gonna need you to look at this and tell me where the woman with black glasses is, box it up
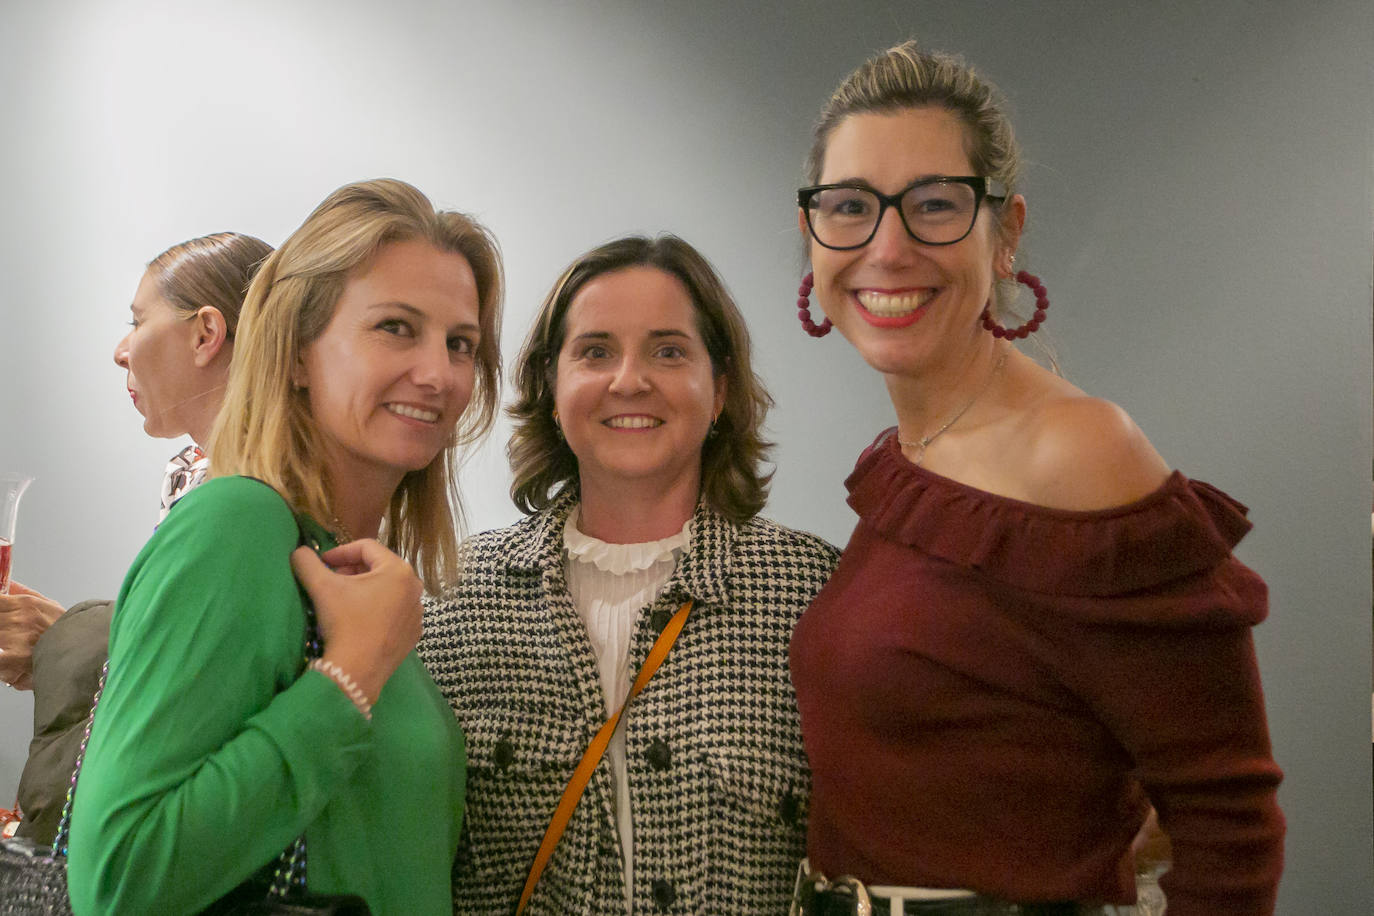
[787,41,1284,915]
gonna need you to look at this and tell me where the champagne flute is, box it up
[0,473,34,595]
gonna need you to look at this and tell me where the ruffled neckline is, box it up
[562,505,692,576]
[847,429,1254,597]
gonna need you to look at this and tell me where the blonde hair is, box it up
[807,39,1021,192]
[209,179,503,590]
[508,235,773,523]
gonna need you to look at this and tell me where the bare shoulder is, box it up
[1015,394,1171,511]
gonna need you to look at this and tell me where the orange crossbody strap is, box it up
[514,598,693,915]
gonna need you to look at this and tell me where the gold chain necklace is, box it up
[330,516,355,545]
[897,350,1007,466]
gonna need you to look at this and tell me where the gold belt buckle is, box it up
[827,875,874,916]
[792,860,874,916]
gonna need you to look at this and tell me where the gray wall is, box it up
[1,0,1369,909]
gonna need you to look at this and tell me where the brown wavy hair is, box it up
[508,235,772,523]
[209,179,504,590]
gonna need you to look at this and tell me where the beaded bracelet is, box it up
[309,659,374,721]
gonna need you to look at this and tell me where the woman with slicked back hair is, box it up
[5,231,270,847]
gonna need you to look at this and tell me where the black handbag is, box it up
[0,837,368,916]
[0,836,370,916]
[0,503,370,916]
[0,836,71,916]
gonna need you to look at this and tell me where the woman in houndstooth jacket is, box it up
[420,235,838,915]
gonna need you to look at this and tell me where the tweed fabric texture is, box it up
[420,492,838,915]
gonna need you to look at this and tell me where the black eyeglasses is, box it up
[797,176,1004,250]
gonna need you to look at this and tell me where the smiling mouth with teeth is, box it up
[604,415,663,429]
[387,403,441,423]
[856,289,936,317]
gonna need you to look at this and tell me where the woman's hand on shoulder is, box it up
[1019,396,1171,511]
[291,540,423,705]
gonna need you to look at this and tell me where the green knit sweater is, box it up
[68,476,465,915]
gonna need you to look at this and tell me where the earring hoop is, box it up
[796,272,832,338]
[981,270,1048,339]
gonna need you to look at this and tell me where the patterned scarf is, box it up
[158,444,210,522]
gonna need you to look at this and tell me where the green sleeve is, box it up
[67,477,372,915]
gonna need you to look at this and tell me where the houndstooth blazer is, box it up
[419,491,839,915]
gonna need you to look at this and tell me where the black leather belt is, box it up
[800,888,1086,915]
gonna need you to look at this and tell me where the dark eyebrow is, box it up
[826,173,949,191]
[569,329,692,343]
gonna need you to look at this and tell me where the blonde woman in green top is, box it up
[67,178,504,916]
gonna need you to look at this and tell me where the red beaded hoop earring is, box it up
[981,270,1049,339]
[796,272,831,338]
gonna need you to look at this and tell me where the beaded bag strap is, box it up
[53,497,323,903]
[49,660,108,857]
[270,515,327,897]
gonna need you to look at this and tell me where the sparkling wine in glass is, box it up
[0,473,34,595]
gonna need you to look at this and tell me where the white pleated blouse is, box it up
[562,505,691,913]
